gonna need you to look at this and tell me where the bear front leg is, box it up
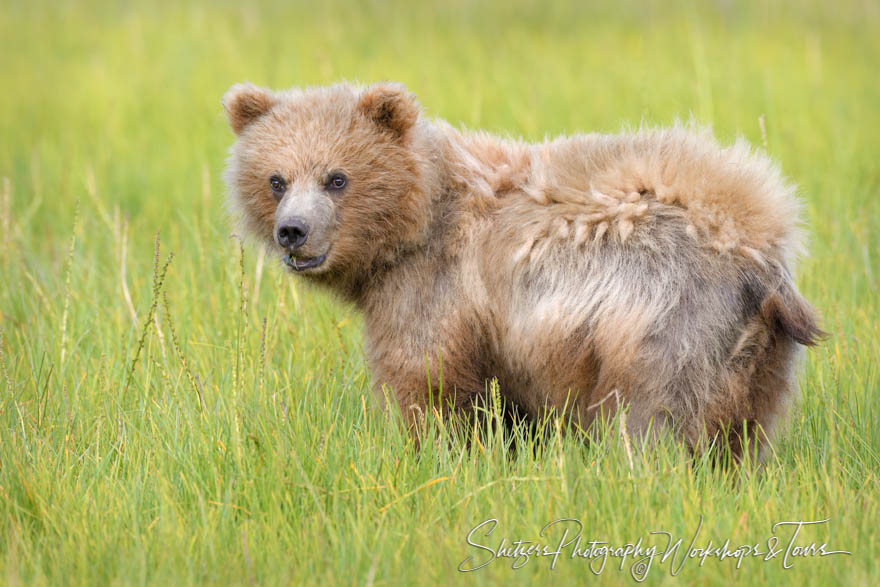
[368,343,487,441]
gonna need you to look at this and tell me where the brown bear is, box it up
[222,81,823,460]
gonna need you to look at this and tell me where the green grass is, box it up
[1,0,878,584]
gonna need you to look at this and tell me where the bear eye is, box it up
[269,175,287,198]
[326,172,347,191]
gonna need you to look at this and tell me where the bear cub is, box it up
[223,81,823,460]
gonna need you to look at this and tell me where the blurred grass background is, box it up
[1,0,878,584]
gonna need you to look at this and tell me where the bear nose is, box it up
[276,218,309,249]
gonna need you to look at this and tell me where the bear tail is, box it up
[760,279,827,346]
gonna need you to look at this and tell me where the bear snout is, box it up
[275,218,309,250]
[272,188,336,262]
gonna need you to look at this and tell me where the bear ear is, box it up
[357,83,419,139]
[223,83,276,135]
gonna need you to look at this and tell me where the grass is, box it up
[1,0,878,584]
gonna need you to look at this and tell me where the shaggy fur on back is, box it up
[223,82,823,460]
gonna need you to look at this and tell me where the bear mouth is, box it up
[284,252,327,272]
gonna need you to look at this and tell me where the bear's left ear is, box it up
[223,83,276,135]
[358,83,419,139]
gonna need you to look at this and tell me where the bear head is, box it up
[223,82,433,296]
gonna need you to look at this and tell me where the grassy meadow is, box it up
[1,0,878,584]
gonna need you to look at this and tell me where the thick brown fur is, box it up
[223,81,824,460]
